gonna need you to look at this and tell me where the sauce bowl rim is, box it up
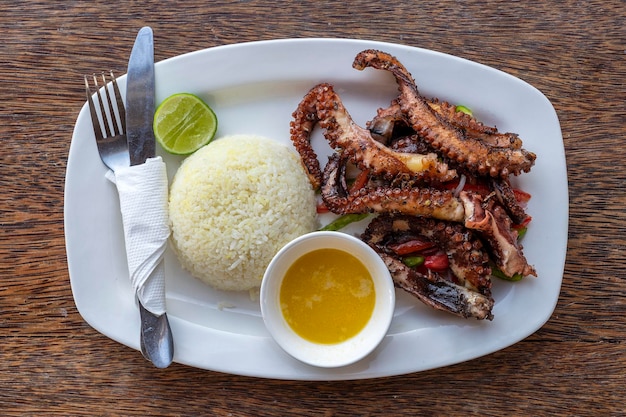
[260,230,396,368]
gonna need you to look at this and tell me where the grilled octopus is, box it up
[353,49,536,178]
[361,214,494,320]
[290,83,456,190]
[321,154,535,278]
[368,99,524,150]
[289,49,538,320]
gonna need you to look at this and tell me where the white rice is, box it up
[169,134,317,291]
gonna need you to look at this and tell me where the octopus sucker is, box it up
[353,49,536,178]
[362,214,494,320]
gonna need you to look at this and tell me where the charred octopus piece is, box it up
[460,191,536,277]
[290,87,324,189]
[353,49,536,178]
[289,83,456,190]
[488,177,530,225]
[367,98,523,150]
[361,214,494,320]
[321,151,535,279]
[321,154,466,222]
[429,99,524,149]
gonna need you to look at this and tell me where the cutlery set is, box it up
[83,27,174,368]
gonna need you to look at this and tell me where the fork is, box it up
[84,72,130,171]
[84,73,174,368]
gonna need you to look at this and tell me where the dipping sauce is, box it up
[279,248,375,344]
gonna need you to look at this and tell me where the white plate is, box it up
[65,38,568,380]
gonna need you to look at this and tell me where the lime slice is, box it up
[153,93,218,155]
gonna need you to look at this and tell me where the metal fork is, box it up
[84,73,174,368]
[84,72,130,170]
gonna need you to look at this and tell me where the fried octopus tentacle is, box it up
[322,155,535,277]
[321,154,466,222]
[488,177,529,225]
[428,99,523,149]
[290,83,457,188]
[386,215,492,293]
[353,49,536,178]
[314,83,453,182]
[369,99,523,149]
[290,86,324,189]
[362,214,494,320]
[377,251,494,320]
[460,191,537,277]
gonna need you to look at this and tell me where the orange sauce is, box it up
[280,248,375,344]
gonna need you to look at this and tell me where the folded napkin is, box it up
[106,156,170,316]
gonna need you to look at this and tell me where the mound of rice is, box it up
[168,134,317,291]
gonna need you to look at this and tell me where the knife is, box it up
[126,26,174,368]
[127,27,156,165]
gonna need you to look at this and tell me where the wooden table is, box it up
[2,1,624,415]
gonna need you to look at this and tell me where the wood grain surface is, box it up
[1,0,625,415]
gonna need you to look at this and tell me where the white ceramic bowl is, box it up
[260,231,395,368]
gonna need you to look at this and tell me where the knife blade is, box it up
[126,26,156,166]
[125,26,174,368]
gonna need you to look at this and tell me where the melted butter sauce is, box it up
[280,248,375,344]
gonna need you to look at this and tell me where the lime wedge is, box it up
[153,93,218,155]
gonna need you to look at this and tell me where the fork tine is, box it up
[83,71,129,172]
[109,71,126,135]
[93,74,113,138]
[101,73,119,136]
[101,72,126,137]
[84,75,104,141]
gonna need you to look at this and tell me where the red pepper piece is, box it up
[513,188,531,204]
[513,215,532,229]
[349,170,370,192]
[424,252,450,271]
[316,200,330,213]
[389,239,435,256]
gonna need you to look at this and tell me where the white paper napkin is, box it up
[106,156,170,316]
